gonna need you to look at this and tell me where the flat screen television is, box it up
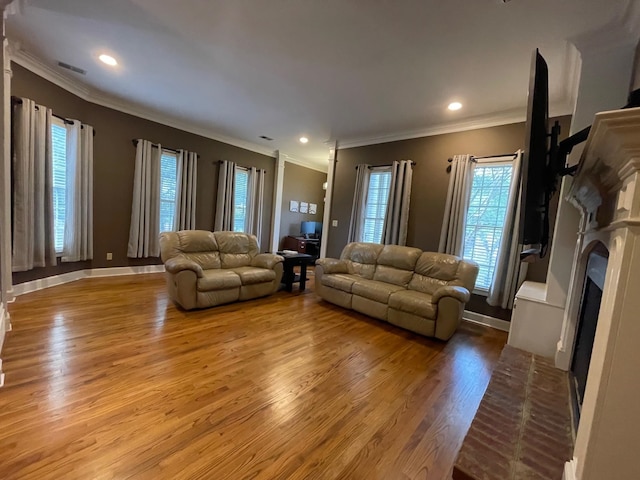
[519,49,552,257]
[519,49,640,260]
[300,221,322,238]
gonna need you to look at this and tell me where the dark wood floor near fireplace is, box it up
[0,274,506,479]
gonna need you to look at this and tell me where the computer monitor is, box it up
[301,221,316,237]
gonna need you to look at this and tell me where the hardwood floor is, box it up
[0,273,506,480]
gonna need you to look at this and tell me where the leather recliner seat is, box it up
[159,230,284,310]
[315,242,478,340]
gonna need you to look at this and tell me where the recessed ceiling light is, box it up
[99,54,118,66]
[299,136,309,144]
[448,102,462,111]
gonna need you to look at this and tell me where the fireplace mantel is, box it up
[568,108,640,230]
[559,107,640,480]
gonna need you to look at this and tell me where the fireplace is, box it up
[570,244,607,423]
[554,107,640,479]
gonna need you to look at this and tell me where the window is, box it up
[361,168,392,243]
[233,167,249,232]
[159,150,178,232]
[51,118,67,254]
[462,160,514,291]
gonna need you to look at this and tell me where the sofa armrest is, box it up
[251,253,284,270]
[315,258,349,274]
[432,285,470,304]
[165,257,203,278]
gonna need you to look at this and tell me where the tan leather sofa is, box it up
[159,230,284,310]
[315,242,479,340]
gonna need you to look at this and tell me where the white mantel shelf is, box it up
[561,106,640,480]
[568,107,640,229]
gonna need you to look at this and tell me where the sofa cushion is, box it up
[231,266,276,286]
[377,245,422,270]
[185,252,222,270]
[214,231,260,268]
[388,289,437,319]
[409,252,464,294]
[197,269,242,291]
[341,242,384,279]
[321,273,360,293]
[164,230,217,254]
[160,230,222,270]
[373,265,414,287]
[352,278,405,304]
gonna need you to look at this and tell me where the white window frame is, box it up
[51,117,68,255]
[233,166,249,232]
[462,156,515,295]
[159,149,178,232]
[360,166,392,244]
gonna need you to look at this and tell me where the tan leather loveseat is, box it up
[315,242,478,340]
[159,230,283,310]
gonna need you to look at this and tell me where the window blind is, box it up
[361,170,392,243]
[233,168,249,232]
[160,151,178,232]
[51,120,67,254]
[462,163,514,291]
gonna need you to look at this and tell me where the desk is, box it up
[278,252,314,292]
[282,236,320,257]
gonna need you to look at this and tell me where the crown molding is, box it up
[280,151,328,173]
[337,100,574,150]
[8,44,285,160]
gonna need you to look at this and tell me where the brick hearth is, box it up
[453,345,573,480]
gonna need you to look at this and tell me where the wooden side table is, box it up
[277,252,314,292]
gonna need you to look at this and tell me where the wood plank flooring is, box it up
[0,273,506,480]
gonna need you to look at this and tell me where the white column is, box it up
[0,1,15,387]
[269,151,285,253]
[320,144,336,258]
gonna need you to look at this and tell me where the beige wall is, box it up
[11,63,275,284]
[327,116,572,319]
[279,162,326,246]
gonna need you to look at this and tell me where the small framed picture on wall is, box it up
[300,202,309,213]
[289,200,299,212]
[309,203,317,214]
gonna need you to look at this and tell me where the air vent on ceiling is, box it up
[57,61,86,75]
[259,135,273,141]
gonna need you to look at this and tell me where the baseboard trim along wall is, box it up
[0,303,9,388]
[12,265,166,297]
[563,458,577,480]
[463,310,511,332]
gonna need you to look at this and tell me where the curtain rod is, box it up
[472,153,517,160]
[354,161,416,170]
[131,139,180,155]
[220,160,266,173]
[11,96,96,136]
[447,153,517,163]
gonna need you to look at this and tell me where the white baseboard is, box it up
[13,270,86,296]
[563,458,577,480]
[87,265,165,278]
[13,265,166,296]
[0,303,8,388]
[463,310,511,332]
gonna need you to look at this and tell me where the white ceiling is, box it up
[5,0,638,170]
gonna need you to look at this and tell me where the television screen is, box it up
[301,221,315,236]
[301,221,322,237]
[519,49,550,256]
